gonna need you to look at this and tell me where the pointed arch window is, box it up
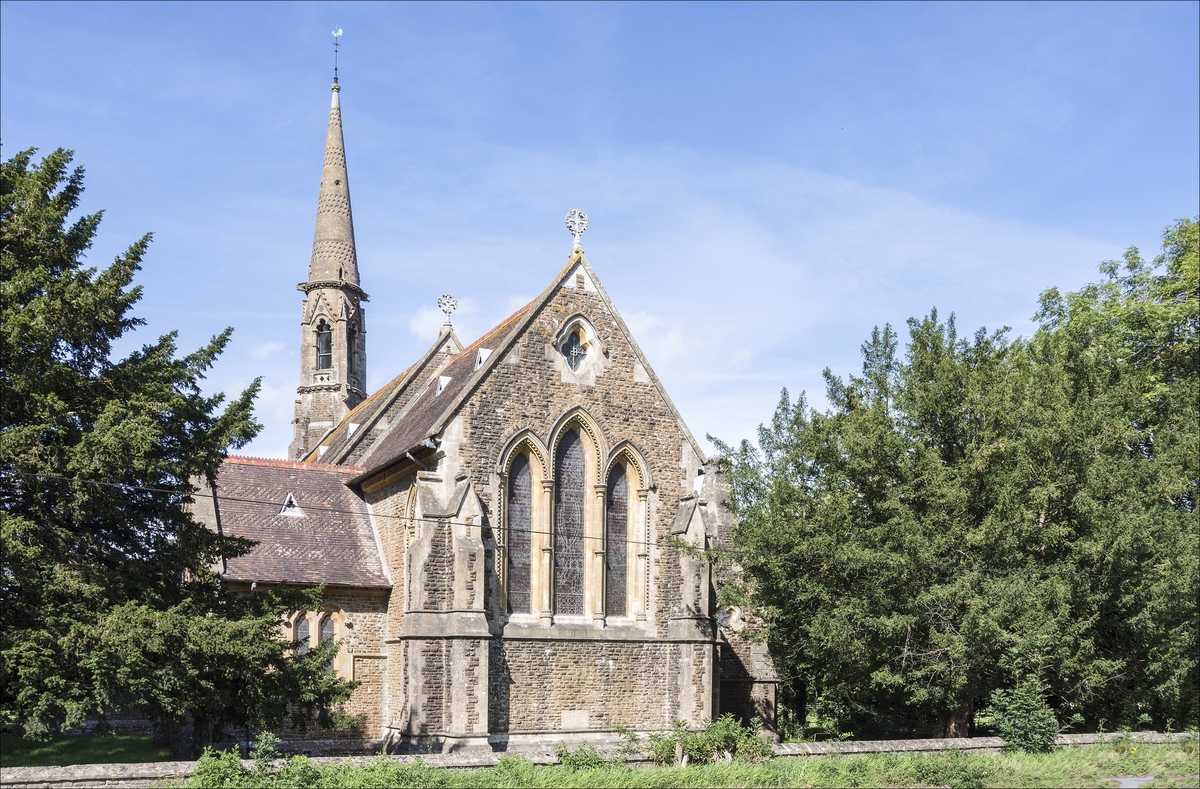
[554,431,586,615]
[316,320,333,370]
[294,614,311,656]
[347,322,358,374]
[606,464,629,617]
[506,454,533,614]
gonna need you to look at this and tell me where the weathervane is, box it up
[565,209,588,252]
[332,28,343,83]
[438,293,458,326]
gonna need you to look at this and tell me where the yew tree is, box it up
[1,149,353,752]
[715,218,1198,738]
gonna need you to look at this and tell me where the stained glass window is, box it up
[294,615,310,656]
[507,454,533,614]
[316,320,333,370]
[319,615,335,643]
[606,464,629,617]
[562,331,587,371]
[554,431,586,615]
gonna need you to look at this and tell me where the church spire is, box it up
[290,70,369,461]
[308,80,359,286]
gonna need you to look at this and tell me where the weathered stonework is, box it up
[195,78,778,756]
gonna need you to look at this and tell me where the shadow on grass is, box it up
[0,733,174,768]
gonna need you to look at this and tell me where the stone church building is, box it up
[195,77,777,753]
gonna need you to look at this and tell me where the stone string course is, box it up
[2,733,1188,789]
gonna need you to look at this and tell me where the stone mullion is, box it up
[496,473,508,617]
[592,483,607,624]
[636,488,650,623]
[539,479,554,626]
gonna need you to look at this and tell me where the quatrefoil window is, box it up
[562,331,587,371]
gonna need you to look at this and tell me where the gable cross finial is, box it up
[565,209,588,252]
[332,28,343,83]
[438,293,458,327]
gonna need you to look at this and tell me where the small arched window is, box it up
[316,320,333,370]
[507,454,533,614]
[562,331,587,371]
[606,464,629,617]
[294,614,311,656]
[554,430,586,615]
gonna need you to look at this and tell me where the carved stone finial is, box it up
[438,293,458,326]
[565,209,588,252]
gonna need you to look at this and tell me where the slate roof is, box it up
[307,250,706,486]
[214,456,390,589]
[356,299,537,477]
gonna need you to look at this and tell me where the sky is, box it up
[2,1,1197,459]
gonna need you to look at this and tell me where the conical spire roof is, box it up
[308,82,359,286]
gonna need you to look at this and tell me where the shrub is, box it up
[981,676,1060,753]
[553,740,606,770]
[647,715,772,766]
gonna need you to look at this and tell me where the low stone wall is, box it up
[1,731,1189,788]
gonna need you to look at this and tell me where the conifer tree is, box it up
[1,149,355,752]
[715,218,1198,738]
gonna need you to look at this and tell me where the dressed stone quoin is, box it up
[194,72,777,754]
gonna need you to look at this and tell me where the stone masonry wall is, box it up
[488,639,674,732]
[458,276,703,640]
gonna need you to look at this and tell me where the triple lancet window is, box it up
[316,320,333,370]
[503,427,641,623]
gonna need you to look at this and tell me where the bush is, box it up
[980,676,1060,753]
[553,740,606,770]
[647,715,772,766]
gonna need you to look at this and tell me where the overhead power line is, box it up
[1,469,1178,581]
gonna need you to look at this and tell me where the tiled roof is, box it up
[304,330,462,465]
[215,456,389,588]
[357,298,538,477]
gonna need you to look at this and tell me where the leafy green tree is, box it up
[714,219,1198,738]
[1,149,355,752]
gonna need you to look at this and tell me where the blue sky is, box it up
[3,2,1197,458]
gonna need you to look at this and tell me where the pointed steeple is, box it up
[308,81,359,286]
[290,78,369,461]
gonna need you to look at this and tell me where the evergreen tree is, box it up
[1,149,354,752]
[714,219,1198,738]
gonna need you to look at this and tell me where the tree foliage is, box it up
[1,149,355,751]
[714,218,1198,739]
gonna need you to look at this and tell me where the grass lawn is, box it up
[0,733,174,768]
[184,740,1200,788]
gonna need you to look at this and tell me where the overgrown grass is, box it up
[0,733,174,767]
[184,740,1200,788]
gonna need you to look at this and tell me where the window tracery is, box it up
[507,454,533,614]
[554,430,586,615]
[606,464,629,617]
[561,330,587,371]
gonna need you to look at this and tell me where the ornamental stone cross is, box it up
[565,209,588,250]
[438,293,458,325]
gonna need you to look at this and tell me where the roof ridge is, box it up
[226,454,366,473]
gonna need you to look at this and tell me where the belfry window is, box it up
[605,464,629,617]
[316,320,333,370]
[347,323,358,373]
[554,430,586,615]
[506,454,533,614]
[562,331,587,371]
